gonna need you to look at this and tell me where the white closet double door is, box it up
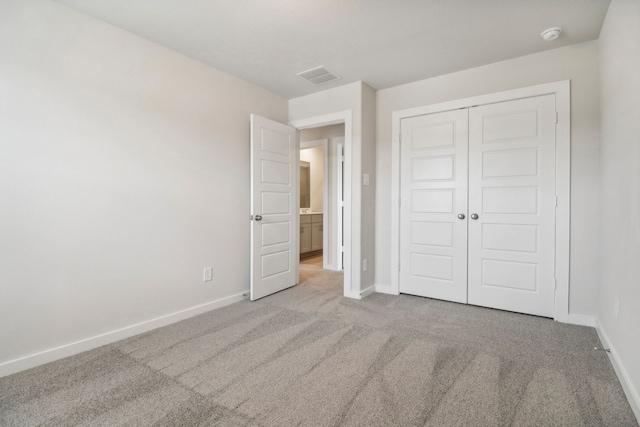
[399,95,557,317]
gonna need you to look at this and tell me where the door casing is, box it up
[389,81,571,322]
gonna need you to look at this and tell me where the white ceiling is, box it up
[54,0,611,99]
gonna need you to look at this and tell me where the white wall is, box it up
[300,147,324,212]
[300,124,345,142]
[0,0,287,374]
[375,42,601,316]
[598,0,640,415]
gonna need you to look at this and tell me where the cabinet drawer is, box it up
[311,214,323,224]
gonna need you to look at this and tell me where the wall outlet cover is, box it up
[203,267,213,282]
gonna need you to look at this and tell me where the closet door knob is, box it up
[457,213,465,220]
[470,213,479,220]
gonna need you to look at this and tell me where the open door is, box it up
[250,114,298,300]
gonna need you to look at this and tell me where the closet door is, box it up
[467,95,556,317]
[399,110,469,303]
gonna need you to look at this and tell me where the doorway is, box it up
[290,111,354,299]
[250,111,354,301]
[299,124,345,273]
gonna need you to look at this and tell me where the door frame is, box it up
[390,81,571,322]
[334,137,345,271]
[290,111,353,298]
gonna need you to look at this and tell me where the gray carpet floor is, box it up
[1,257,637,426]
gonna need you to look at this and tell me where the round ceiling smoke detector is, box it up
[541,27,562,41]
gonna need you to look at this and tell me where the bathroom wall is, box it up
[300,146,324,212]
[299,123,346,214]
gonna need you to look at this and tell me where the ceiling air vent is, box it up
[297,66,340,86]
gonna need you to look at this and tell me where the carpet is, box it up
[1,261,637,426]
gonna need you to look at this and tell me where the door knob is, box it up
[457,213,465,220]
[470,213,479,220]
[254,215,263,221]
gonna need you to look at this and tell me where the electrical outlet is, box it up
[203,267,213,282]
[614,297,619,319]
[363,259,368,272]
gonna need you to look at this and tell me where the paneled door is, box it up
[399,94,557,317]
[399,109,469,303]
[250,114,298,301]
[467,95,556,317]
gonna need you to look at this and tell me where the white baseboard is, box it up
[344,290,362,300]
[565,313,596,327]
[0,292,247,378]
[595,317,640,423]
[360,286,375,298]
[375,283,399,295]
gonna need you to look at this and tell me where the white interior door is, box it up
[399,109,469,303]
[398,95,557,317]
[250,114,298,301]
[467,95,557,317]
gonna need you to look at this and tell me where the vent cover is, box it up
[297,66,340,86]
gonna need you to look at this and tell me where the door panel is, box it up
[482,187,538,214]
[482,224,537,252]
[467,95,556,317]
[399,110,468,303]
[482,148,538,178]
[481,110,539,142]
[250,115,297,301]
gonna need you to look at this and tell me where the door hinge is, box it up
[555,196,558,207]
[338,201,344,207]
